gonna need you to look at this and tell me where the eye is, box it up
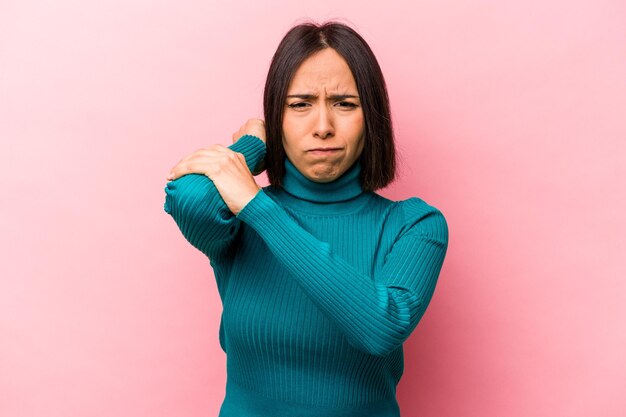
[336,101,358,109]
[287,102,310,110]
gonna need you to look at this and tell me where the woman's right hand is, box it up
[232,118,266,175]
[232,118,266,144]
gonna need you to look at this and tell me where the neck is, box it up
[282,158,364,203]
[272,158,372,215]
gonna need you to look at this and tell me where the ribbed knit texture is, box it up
[163,134,449,417]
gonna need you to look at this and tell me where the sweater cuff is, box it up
[228,134,266,174]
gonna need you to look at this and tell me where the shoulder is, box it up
[388,195,449,244]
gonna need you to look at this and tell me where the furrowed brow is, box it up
[286,94,359,100]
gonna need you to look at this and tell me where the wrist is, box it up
[229,135,266,174]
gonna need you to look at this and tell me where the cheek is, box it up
[353,136,365,159]
[281,117,293,148]
[282,116,308,148]
[284,115,307,134]
[350,114,365,150]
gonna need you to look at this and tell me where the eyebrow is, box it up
[286,94,359,100]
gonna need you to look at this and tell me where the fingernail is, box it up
[166,172,174,180]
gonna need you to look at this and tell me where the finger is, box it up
[169,144,231,170]
[168,153,223,179]
[168,148,240,180]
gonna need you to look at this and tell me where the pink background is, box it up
[1,1,625,416]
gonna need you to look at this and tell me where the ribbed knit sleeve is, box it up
[163,135,266,262]
[236,189,449,357]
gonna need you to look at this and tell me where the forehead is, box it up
[288,48,357,92]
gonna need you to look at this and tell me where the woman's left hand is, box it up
[167,144,261,215]
[206,145,261,215]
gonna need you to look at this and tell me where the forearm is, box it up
[163,135,266,261]
[236,190,448,356]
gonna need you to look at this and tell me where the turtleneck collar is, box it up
[271,157,373,216]
[282,157,364,203]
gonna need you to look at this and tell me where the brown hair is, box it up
[263,20,396,191]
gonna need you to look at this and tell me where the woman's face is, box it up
[282,48,365,183]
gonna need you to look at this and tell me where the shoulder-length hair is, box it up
[263,20,396,191]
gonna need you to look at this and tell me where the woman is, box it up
[164,21,448,417]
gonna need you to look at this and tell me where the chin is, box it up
[307,165,342,183]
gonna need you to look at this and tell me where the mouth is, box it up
[307,147,343,155]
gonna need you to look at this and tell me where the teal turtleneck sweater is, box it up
[163,135,449,416]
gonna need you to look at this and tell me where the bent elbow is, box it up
[360,321,420,357]
[359,289,425,357]
[163,181,176,214]
[362,340,403,358]
[162,174,214,219]
[359,320,419,356]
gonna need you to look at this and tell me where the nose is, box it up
[313,104,334,139]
